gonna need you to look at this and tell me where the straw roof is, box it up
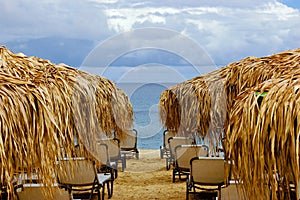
[160,48,300,198]
[0,46,133,198]
[159,48,300,145]
[226,75,300,199]
[159,70,226,143]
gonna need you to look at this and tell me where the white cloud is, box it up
[1,0,300,67]
[0,0,112,42]
[257,1,298,20]
[105,7,179,32]
[100,1,300,64]
[89,0,119,4]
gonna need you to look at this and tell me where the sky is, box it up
[1,0,300,83]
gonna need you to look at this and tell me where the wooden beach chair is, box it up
[160,130,176,159]
[115,129,139,159]
[56,158,112,200]
[98,138,126,172]
[186,157,225,200]
[172,145,209,183]
[16,184,72,200]
[166,137,195,170]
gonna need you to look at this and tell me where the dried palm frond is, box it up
[226,75,300,199]
[0,46,133,199]
[159,48,300,149]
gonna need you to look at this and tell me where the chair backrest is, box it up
[98,138,120,160]
[57,159,97,186]
[163,130,176,149]
[221,183,244,200]
[17,185,71,200]
[175,145,209,169]
[97,143,110,166]
[118,129,137,149]
[190,157,225,185]
[168,137,194,158]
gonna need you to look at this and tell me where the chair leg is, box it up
[160,147,164,159]
[186,180,189,200]
[106,182,110,199]
[114,169,118,179]
[108,180,113,198]
[102,184,105,200]
[135,150,139,159]
[218,186,221,200]
[121,157,126,171]
[173,169,176,183]
[166,158,170,170]
[173,168,179,183]
[123,157,126,169]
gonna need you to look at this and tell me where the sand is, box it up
[111,150,187,200]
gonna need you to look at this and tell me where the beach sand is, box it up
[110,150,187,200]
[109,150,242,200]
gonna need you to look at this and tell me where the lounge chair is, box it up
[16,184,72,200]
[166,137,195,170]
[271,172,298,199]
[16,171,40,185]
[221,180,245,200]
[115,129,139,159]
[186,157,225,200]
[98,138,126,172]
[160,130,176,159]
[56,158,112,200]
[96,143,115,198]
[173,145,209,183]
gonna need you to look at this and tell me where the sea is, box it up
[98,64,218,149]
[116,82,176,150]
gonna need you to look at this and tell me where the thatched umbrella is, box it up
[159,69,226,148]
[111,88,134,138]
[0,46,133,198]
[226,74,300,199]
[159,48,300,150]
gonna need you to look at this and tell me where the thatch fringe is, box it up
[159,48,300,198]
[159,71,226,140]
[226,75,300,199]
[0,46,133,199]
[159,48,300,147]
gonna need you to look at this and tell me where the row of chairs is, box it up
[160,130,197,170]
[14,143,115,200]
[160,130,299,199]
[100,128,139,173]
[173,144,209,183]
[159,130,242,199]
[12,129,140,200]
[117,129,139,160]
[169,143,240,199]
[160,129,175,160]
[186,157,298,200]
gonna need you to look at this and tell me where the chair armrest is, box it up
[97,174,112,185]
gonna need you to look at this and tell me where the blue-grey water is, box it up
[117,83,176,150]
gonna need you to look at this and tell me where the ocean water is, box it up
[117,83,176,150]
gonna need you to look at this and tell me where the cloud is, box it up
[92,0,300,65]
[1,0,300,68]
[89,0,119,4]
[0,0,112,42]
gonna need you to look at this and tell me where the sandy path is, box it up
[111,150,186,200]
